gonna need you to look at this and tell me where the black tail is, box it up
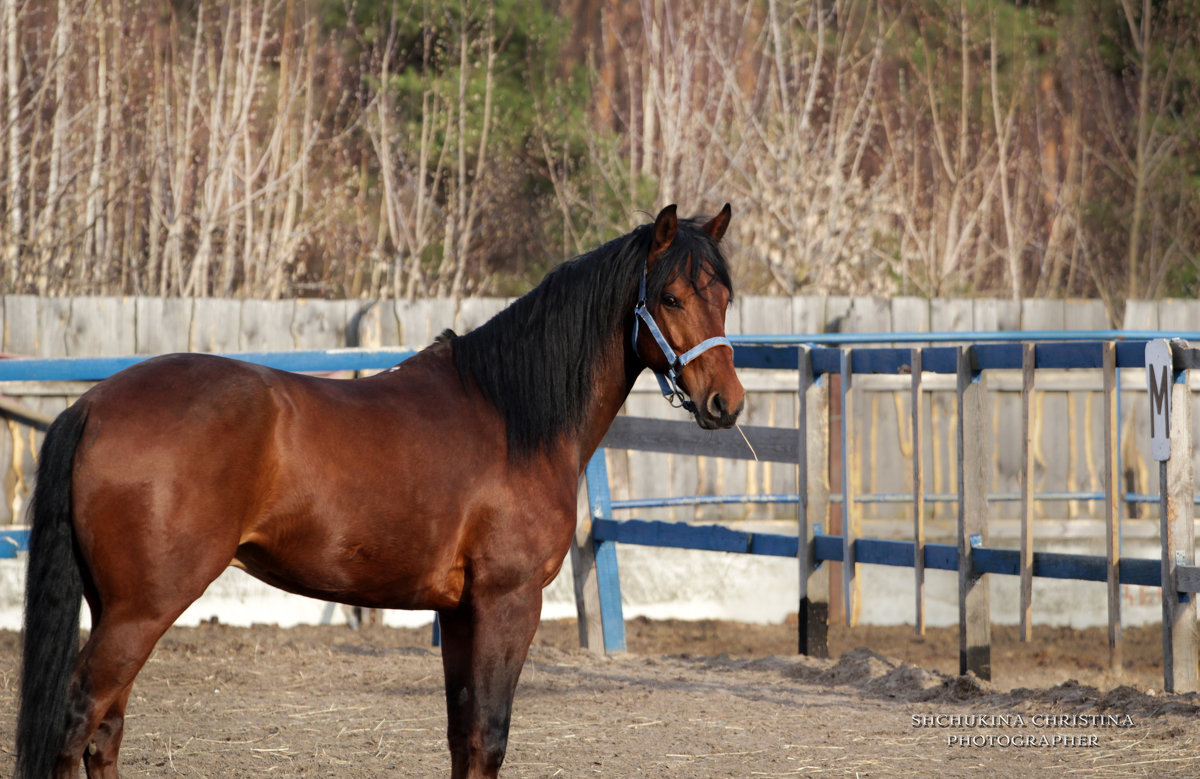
[16,403,89,779]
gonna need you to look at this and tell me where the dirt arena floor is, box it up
[2,618,1199,777]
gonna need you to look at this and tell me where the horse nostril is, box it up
[707,393,726,419]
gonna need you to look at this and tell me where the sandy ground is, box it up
[2,618,1199,777]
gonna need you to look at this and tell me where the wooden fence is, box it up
[576,338,1200,694]
[1,331,1199,690]
[6,294,1200,528]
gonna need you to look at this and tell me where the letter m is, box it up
[1149,363,1170,439]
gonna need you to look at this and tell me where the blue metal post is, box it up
[585,451,626,653]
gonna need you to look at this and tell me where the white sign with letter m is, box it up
[1146,339,1172,462]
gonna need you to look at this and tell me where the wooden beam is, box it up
[798,346,830,657]
[569,480,605,655]
[0,394,54,429]
[600,416,796,462]
[1102,341,1123,674]
[957,346,991,680]
[1019,343,1035,641]
[911,348,926,636]
[1177,565,1200,594]
[1160,343,1198,693]
[840,348,859,627]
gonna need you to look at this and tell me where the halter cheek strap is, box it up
[632,265,732,412]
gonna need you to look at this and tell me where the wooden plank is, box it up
[355,301,401,348]
[1102,341,1123,674]
[1062,299,1111,331]
[569,480,605,655]
[190,298,242,352]
[1021,299,1066,331]
[891,297,930,336]
[1019,343,1035,641]
[739,295,793,336]
[1178,565,1200,594]
[957,345,991,680]
[67,297,135,357]
[292,299,352,349]
[840,348,859,626]
[396,298,455,347]
[1122,299,1159,331]
[239,300,297,351]
[843,297,892,335]
[2,296,39,355]
[585,452,626,653]
[566,523,1175,587]
[972,547,1156,583]
[600,416,795,462]
[974,298,1020,332]
[930,299,973,333]
[0,396,53,429]
[792,296,826,337]
[798,346,829,657]
[823,296,854,336]
[912,348,925,636]
[38,298,73,358]
[455,297,506,334]
[1161,351,1199,693]
[592,518,796,556]
[1157,299,1200,333]
[135,297,194,354]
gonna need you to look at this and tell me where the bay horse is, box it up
[16,204,744,779]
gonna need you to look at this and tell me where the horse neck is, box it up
[574,327,642,470]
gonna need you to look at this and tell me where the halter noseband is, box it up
[632,261,732,413]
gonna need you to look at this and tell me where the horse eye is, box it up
[662,293,681,309]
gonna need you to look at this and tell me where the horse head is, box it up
[634,203,745,430]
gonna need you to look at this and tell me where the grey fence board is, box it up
[292,300,352,349]
[135,298,194,354]
[240,300,297,351]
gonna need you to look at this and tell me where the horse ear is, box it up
[650,204,678,259]
[702,203,732,243]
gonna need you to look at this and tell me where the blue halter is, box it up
[632,262,732,413]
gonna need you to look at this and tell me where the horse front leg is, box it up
[437,584,543,779]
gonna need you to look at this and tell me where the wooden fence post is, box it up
[569,479,606,655]
[840,348,860,626]
[1019,343,1035,641]
[584,451,627,654]
[1153,339,1199,692]
[957,345,991,680]
[798,346,830,656]
[1102,341,1123,674]
[911,347,926,636]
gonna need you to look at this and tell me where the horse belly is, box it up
[234,506,468,611]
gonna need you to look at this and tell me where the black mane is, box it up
[450,215,733,460]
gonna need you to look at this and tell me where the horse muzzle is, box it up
[694,388,744,430]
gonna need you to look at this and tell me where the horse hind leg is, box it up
[61,537,234,778]
[81,685,134,779]
[437,584,544,779]
[56,610,178,779]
